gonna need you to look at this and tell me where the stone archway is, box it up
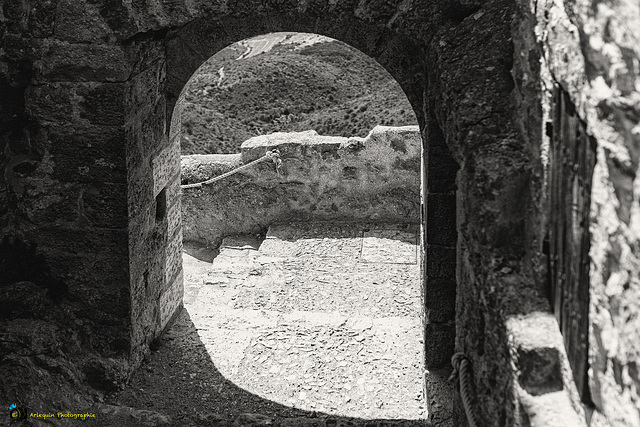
[121,14,461,421]
[122,10,460,371]
[1,2,544,425]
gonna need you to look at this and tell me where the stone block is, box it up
[425,321,456,368]
[25,83,75,124]
[158,270,183,331]
[33,226,129,260]
[128,40,166,78]
[426,193,457,247]
[367,125,422,157]
[18,181,80,225]
[427,145,458,193]
[127,166,155,221]
[2,0,28,22]
[128,98,168,161]
[152,140,180,197]
[47,124,127,183]
[166,193,182,238]
[165,228,183,287]
[181,153,243,184]
[143,100,168,152]
[425,277,456,323]
[1,33,41,61]
[426,245,456,280]
[20,180,127,228]
[517,346,563,396]
[425,366,456,427]
[37,41,130,82]
[54,0,114,43]
[241,130,344,162]
[80,182,128,229]
[78,83,125,126]
[26,0,57,37]
[125,64,162,112]
[518,389,586,427]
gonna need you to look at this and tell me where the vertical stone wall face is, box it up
[124,39,183,367]
[0,1,134,362]
[514,0,640,425]
[423,107,457,369]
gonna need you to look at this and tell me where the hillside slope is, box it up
[179,34,418,155]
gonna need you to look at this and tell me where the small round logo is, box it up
[9,404,26,420]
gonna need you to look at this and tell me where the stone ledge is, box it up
[181,153,243,184]
[507,312,587,426]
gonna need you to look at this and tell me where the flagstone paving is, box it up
[185,222,426,420]
[107,222,429,426]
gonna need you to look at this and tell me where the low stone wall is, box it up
[181,126,421,248]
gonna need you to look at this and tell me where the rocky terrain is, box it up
[179,33,418,155]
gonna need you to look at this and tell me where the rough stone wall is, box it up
[423,0,555,424]
[4,0,637,425]
[181,126,420,248]
[125,38,183,369]
[513,0,640,425]
[0,0,133,359]
[0,1,530,424]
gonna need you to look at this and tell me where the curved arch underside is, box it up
[163,14,426,130]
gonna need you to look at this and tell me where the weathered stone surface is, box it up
[46,124,127,183]
[425,366,456,427]
[78,83,126,126]
[25,82,126,126]
[152,139,181,197]
[54,0,116,43]
[181,153,243,182]
[507,313,585,424]
[426,194,456,247]
[513,0,640,424]
[424,322,455,368]
[91,404,172,426]
[182,126,420,247]
[36,41,130,82]
[24,83,76,124]
[517,389,586,427]
[425,278,456,324]
[425,246,456,281]
[1,1,639,425]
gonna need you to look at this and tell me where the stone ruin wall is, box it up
[0,0,639,425]
[180,126,421,249]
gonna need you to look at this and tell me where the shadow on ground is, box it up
[102,308,429,427]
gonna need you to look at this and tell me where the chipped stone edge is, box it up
[507,312,588,426]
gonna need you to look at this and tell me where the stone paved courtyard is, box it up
[183,222,426,422]
[107,222,428,426]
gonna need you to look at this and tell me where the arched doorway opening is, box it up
[121,13,460,424]
[177,33,425,420]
